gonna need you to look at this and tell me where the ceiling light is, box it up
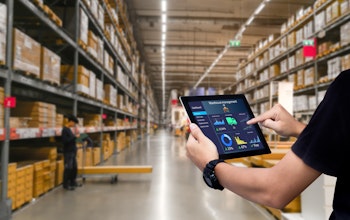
[161,14,167,23]
[162,33,166,40]
[161,1,167,12]
[246,16,254,25]
[162,24,167,32]
[254,3,265,15]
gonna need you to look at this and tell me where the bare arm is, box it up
[247,104,306,137]
[214,151,321,208]
[186,123,321,209]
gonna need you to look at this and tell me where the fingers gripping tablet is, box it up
[180,94,271,160]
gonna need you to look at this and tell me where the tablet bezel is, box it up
[180,94,271,160]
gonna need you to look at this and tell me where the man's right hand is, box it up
[246,104,306,138]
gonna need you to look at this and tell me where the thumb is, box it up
[189,123,206,141]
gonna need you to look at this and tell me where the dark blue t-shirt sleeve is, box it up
[292,70,350,177]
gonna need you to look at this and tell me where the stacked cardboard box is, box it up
[340,21,350,47]
[15,164,33,209]
[9,117,30,128]
[40,46,61,85]
[83,114,102,127]
[102,133,114,160]
[92,147,101,165]
[89,71,96,98]
[11,101,57,128]
[56,113,64,127]
[0,87,4,128]
[87,30,98,58]
[32,160,51,197]
[95,78,104,101]
[54,7,88,47]
[116,131,126,152]
[12,28,41,77]
[104,51,114,74]
[341,54,350,71]
[77,148,83,168]
[10,147,58,194]
[55,157,64,186]
[7,163,17,210]
[104,84,117,107]
[0,3,6,64]
[61,65,90,96]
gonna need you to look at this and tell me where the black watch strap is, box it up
[203,159,225,190]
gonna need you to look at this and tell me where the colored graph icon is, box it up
[234,136,247,145]
[249,136,261,144]
[226,117,238,126]
[220,134,233,147]
[213,120,225,126]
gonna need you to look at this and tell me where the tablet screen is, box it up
[180,94,270,160]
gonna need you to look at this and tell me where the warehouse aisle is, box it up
[11,130,272,220]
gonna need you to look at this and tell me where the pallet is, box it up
[31,0,44,8]
[43,5,62,27]
[78,165,153,184]
[43,78,60,87]
[78,40,88,51]
[14,69,40,79]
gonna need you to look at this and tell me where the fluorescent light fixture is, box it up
[162,33,166,40]
[246,16,254,25]
[161,40,165,47]
[161,1,167,12]
[162,24,167,32]
[254,3,265,15]
[161,14,167,23]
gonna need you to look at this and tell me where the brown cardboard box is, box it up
[13,28,41,77]
[40,46,61,85]
[0,3,6,64]
[60,65,90,87]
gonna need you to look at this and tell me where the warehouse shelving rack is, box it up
[225,0,350,219]
[231,0,350,121]
[0,0,159,218]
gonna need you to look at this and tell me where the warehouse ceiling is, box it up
[126,0,315,112]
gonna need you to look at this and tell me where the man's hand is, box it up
[186,123,219,171]
[247,104,306,137]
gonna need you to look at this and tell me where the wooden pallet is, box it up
[14,69,40,79]
[78,40,88,51]
[78,165,153,184]
[31,0,44,9]
[43,78,60,87]
[43,5,62,27]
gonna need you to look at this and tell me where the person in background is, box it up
[185,70,350,219]
[61,114,81,190]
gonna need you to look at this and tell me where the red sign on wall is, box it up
[303,38,317,58]
[4,97,16,108]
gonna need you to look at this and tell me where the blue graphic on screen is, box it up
[189,98,265,155]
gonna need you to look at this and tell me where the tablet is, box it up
[180,94,270,160]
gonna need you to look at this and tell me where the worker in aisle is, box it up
[61,114,82,190]
[186,70,350,219]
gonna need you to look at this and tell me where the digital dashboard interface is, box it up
[180,95,270,159]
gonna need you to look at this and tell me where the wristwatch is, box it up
[203,159,225,190]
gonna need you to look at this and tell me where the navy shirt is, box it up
[292,70,350,219]
[61,126,77,153]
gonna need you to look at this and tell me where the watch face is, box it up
[203,175,213,187]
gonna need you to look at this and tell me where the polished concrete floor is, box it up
[11,129,274,220]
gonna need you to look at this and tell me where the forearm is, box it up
[215,163,279,207]
[294,121,306,137]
